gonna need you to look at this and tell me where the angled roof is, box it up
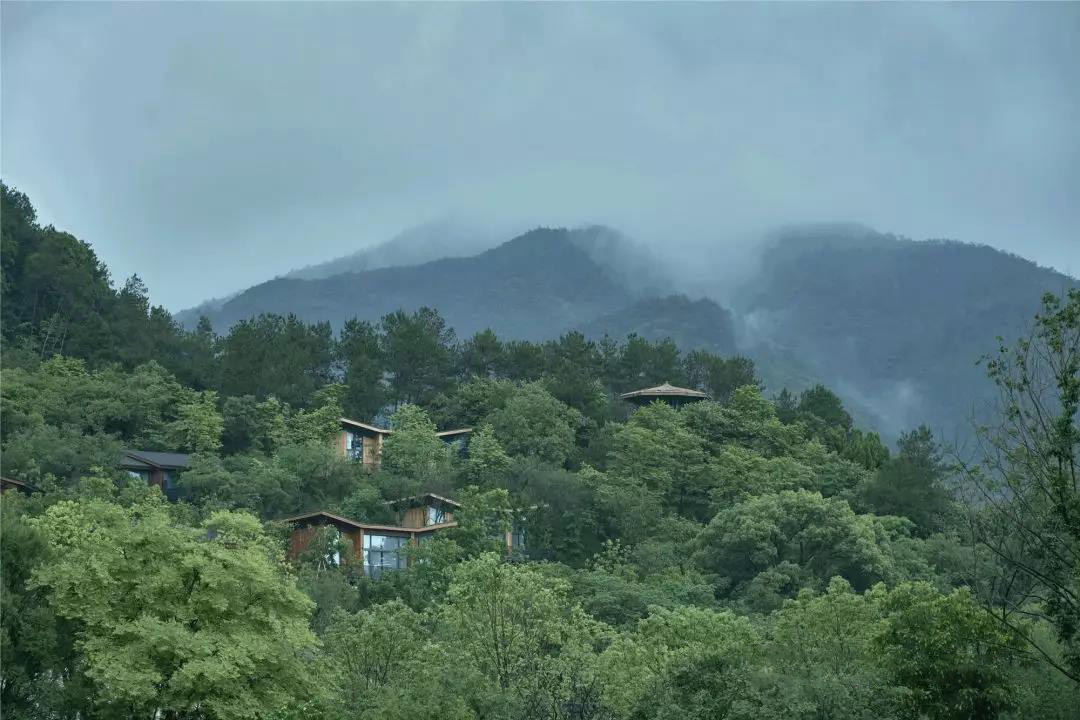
[385,492,463,509]
[340,418,474,438]
[435,428,473,438]
[340,417,392,434]
[120,450,192,470]
[619,382,710,401]
[278,510,458,534]
[1,477,37,493]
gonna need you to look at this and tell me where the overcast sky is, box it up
[3,2,1078,311]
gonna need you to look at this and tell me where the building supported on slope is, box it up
[120,450,192,500]
[283,492,523,578]
[335,417,472,471]
[282,510,458,578]
[619,382,710,408]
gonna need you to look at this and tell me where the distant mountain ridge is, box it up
[196,227,642,340]
[180,219,1076,442]
[734,227,1077,436]
[285,217,506,281]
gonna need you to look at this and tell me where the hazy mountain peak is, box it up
[285,216,508,281]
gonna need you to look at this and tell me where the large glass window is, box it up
[363,534,408,578]
[346,432,364,462]
[426,505,446,526]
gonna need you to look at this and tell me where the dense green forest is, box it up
[3,181,1079,720]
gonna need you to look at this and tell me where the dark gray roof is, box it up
[121,450,192,470]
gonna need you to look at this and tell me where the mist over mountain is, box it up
[194,227,637,340]
[285,217,508,282]
[734,226,1077,438]
[180,220,1074,442]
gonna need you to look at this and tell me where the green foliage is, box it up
[873,582,1022,719]
[460,328,505,379]
[485,381,583,466]
[442,553,596,689]
[166,389,225,453]
[462,424,512,487]
[599,605,760,719]
[323,601,424,707]
[0,494,86,717]
[608,401,714,521]
[683,350,758,405]
[696,490,921,609]
[2,186,1074,718]
[219,313,335,407]
[380,307,457,406]
[964,288,1080,682]
[859,425,955,535]
[339,318,386,421]
[28,499,320,718]
[380,404,452,480]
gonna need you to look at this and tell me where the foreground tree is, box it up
[962,289,1080,681]
[29,499,320,718]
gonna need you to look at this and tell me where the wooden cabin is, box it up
[283,492,523,577]
[120,450,191,500]
[336,418,391,471]
[282,509,458,578]
[619,382,709,408]
[334,418,473,471]
[385,492,461,528]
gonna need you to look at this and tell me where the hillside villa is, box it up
[120,449,192,501]
[336,417,472,470]
[283,492,524,577]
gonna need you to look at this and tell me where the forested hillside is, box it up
[198,227,637,340]
[177,219,1074,443]
[3,181,1080,719]
[579,295,737,356]
[734,225,1078,436]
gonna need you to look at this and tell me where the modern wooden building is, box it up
[619,382,710,408]
[120,450,192,500]
[283,493,461,578]
[335,418,472,471]
[385,492,461,527]
[282,510,458,578]
[283,492,522,578]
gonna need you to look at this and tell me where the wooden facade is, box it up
[386,492,460,528]
[335,419,473,472]
[283,510,457,574]
[336,418,390,471]
[283,493,520,578]
[119,450,191,500]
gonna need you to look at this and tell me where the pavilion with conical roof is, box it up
[619,382,710,408]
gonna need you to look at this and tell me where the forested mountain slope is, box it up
[735,226,1077,437]
[182,218,1075,440]
[5,181,1080,717]
[579,295,738,356]
[200,227,636,340]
